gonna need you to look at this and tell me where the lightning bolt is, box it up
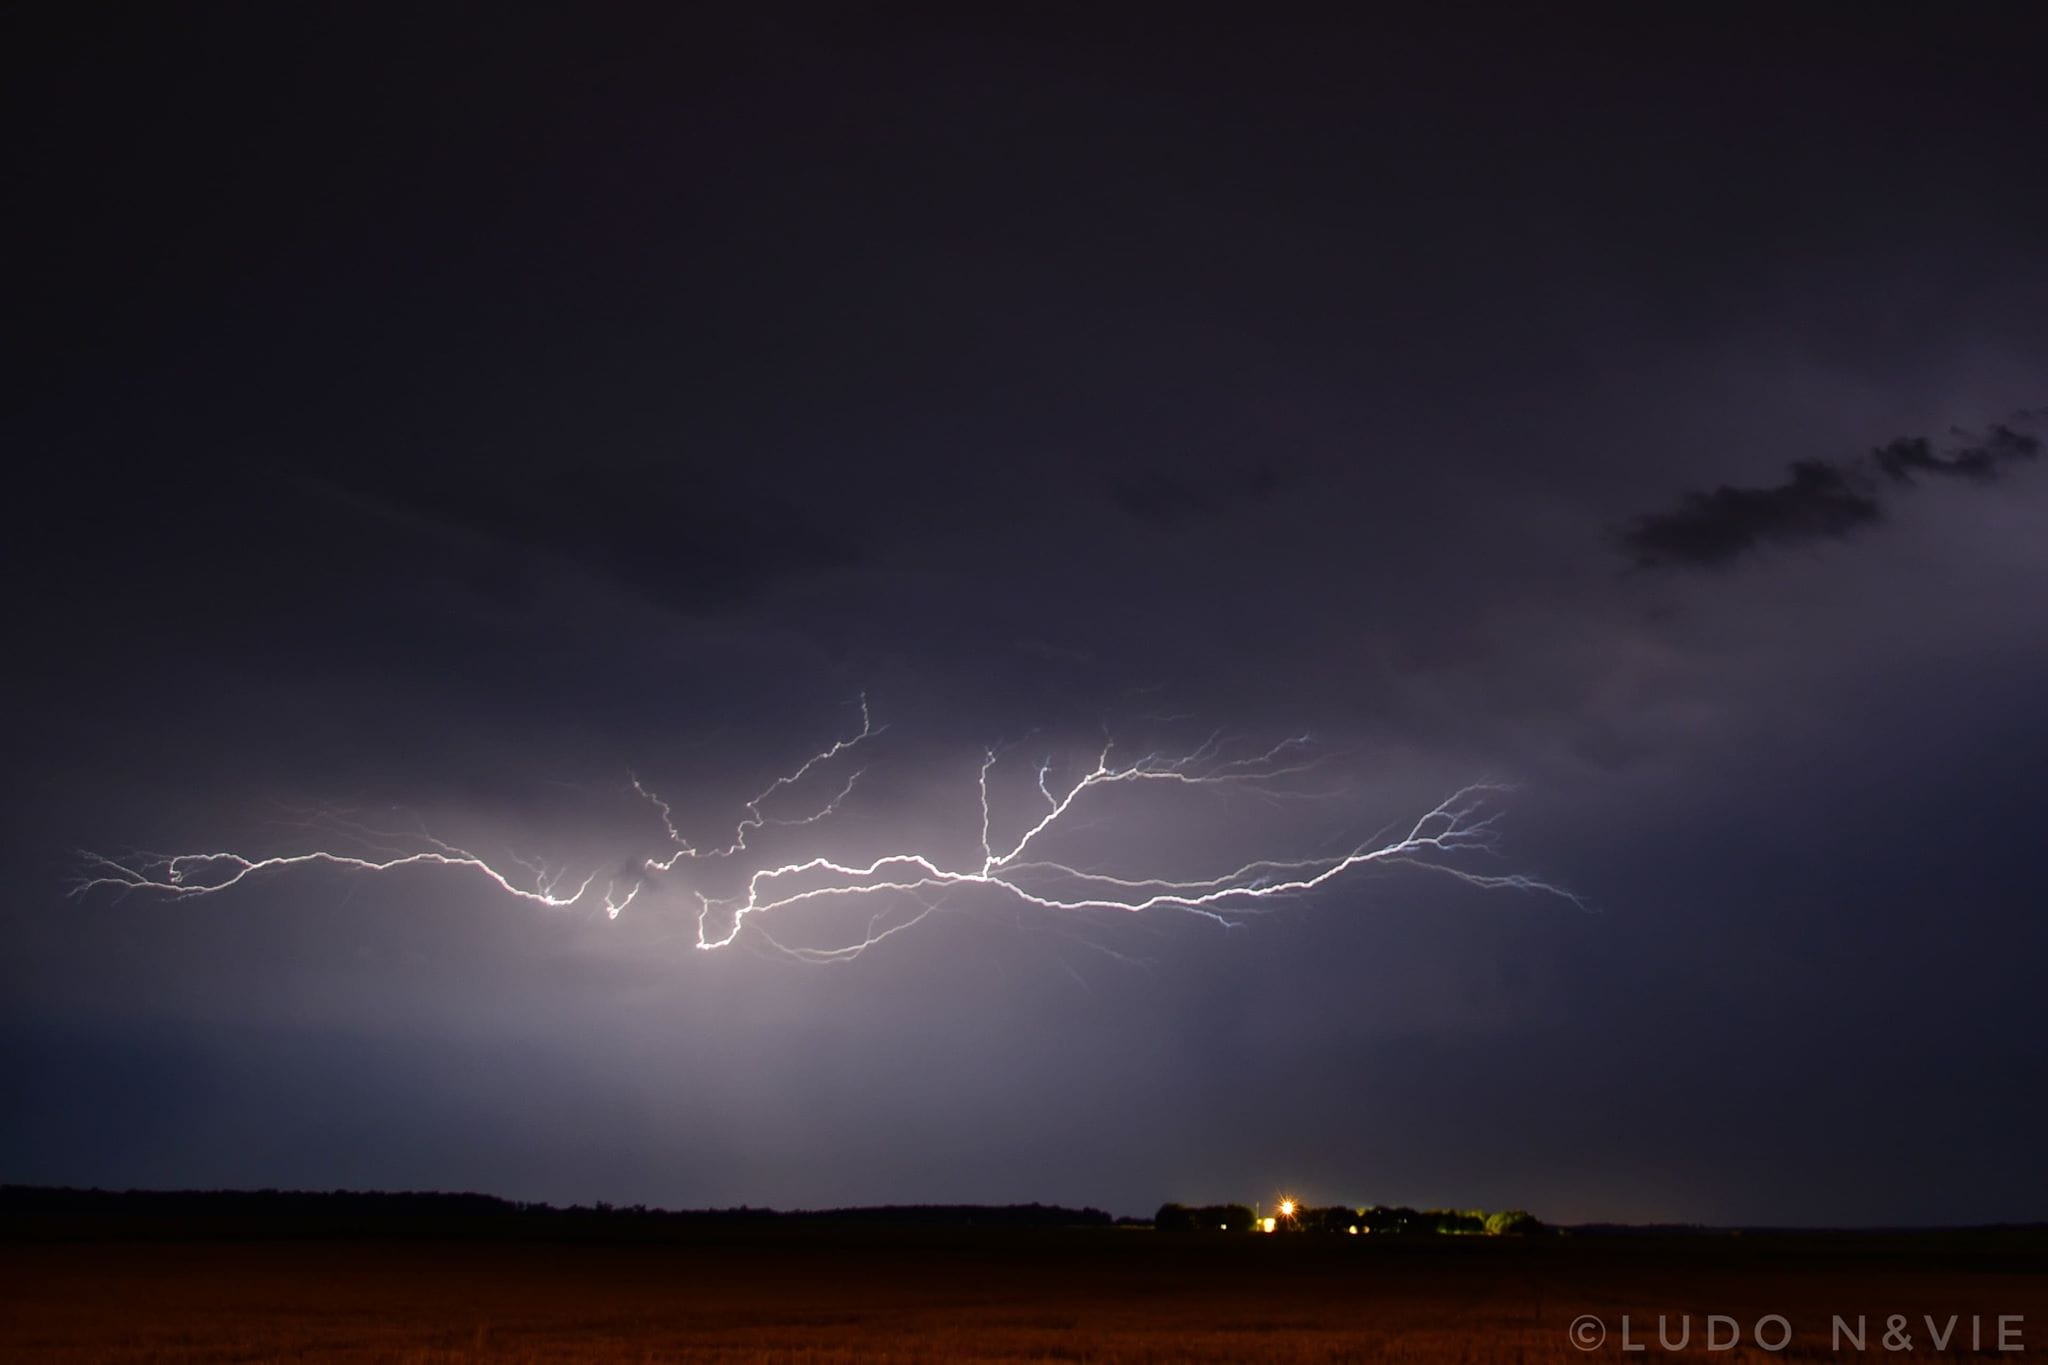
[71,698,1581,961]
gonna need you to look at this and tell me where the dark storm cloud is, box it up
[1621,411,2043,569]
[7,0,2048,1231]
[1108,460,1291,529]
[329,463,867,612]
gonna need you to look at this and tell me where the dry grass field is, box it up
[3,1225,2043,1362]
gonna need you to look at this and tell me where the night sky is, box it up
[6,6,2046,1226]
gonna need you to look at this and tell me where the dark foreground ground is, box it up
[3,1222,2044,1362]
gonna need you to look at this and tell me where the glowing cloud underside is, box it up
[72,702,1580,961]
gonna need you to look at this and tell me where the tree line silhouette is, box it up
[1,1185,1545,1241]
[1154,1202,1544,1236]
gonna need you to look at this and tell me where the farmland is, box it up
[4,1216,2042,1361]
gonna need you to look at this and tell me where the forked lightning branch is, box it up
[72,700,1580,960]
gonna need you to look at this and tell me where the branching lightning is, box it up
[72,699,1581,961]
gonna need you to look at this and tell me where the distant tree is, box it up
[1425,1207,1485,1235]
[1485,1209,1542,1236]
[1158,1203,1259,1232]
[1361,1204,1419,1235]
[1310,1205,1355,1234]
[1214,1203,1256,1233]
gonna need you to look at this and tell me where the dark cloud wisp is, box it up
[1870,422,2042,485]
[1621,412,2042,570]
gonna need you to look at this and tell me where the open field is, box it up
[3,1226,2044,1362]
